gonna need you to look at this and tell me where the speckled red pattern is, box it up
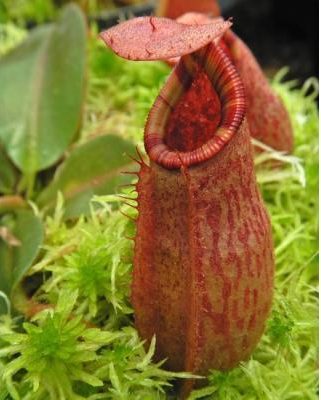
[99,16,231,61]
[133,120,274,397]
[224,30,293,152]
[132,46,274,400]
[165,68,222,152]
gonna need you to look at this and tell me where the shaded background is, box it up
[93,0,319,83]
[222,0,318,82]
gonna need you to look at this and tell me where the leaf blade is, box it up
[0,210,44,315]
[0,4,87,175]
[37,134,137,218]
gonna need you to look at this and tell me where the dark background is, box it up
[222,0,319,82]
[95,0,318,84]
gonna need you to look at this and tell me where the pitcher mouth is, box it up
[144,42,246,169]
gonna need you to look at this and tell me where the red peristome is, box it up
[99,16,231,61]
[156,0,221,20]
[224,30,293,152]
[160,10,294,153]
[144,44,246,169]
[132,43,274,398]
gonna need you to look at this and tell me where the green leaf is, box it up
[37,134,137,218]
[0,4,86,182]
[0,210,44,315]
[0,147,17,194]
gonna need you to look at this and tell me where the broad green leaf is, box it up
[0,210,44,315]
[37,134,137,218]
[0,4,86,178]
[0,147,17,194]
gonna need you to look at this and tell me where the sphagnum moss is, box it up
[0,32,318,400]
[0,291,121,399]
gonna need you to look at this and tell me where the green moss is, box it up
[0,291,116,399]
[0,23,26,55]
[0,0,56,25]
[83,30,170,144]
